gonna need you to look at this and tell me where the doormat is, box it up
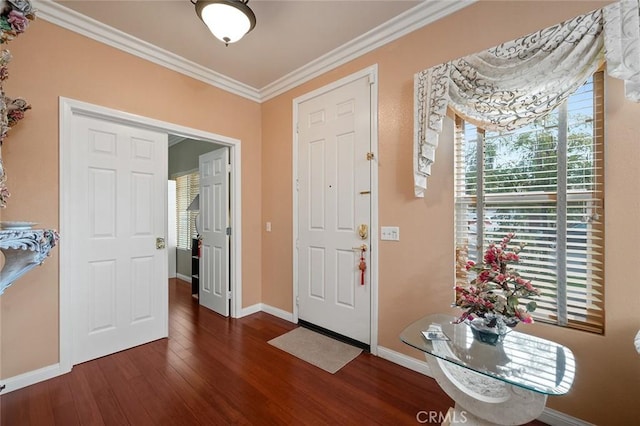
[268,327,362,374]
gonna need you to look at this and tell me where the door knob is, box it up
[156,237,166,249]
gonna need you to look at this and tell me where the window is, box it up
[175,172,199,250]
[454,72,605,333]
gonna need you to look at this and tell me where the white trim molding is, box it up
[35,0,475,103]
[538,408,597,426]
[0,363,67,395]
[377,346,433,377]
[256,304,296,323]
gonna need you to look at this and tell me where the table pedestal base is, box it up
[0,229,59,295]
[426,353,547,425]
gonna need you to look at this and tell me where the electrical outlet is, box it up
[380,226,400,241]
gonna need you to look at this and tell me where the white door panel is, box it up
[71,115,168,365]
[298,75,371,344]
[199,147,230,316]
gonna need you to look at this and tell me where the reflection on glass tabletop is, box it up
[400,313,575,395]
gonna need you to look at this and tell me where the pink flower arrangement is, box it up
[454,232,540,328]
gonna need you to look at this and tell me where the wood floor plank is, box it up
[80,362,129,426]
[95,355,154,426]
[27,381,56,426]
[1,278,548,425]
[123,344,205,425]
[0,387,30,425]
[66,365,106,426]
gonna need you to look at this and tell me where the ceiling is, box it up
[39,1,473,101]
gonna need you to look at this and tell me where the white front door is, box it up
[297,75,372,344]
[69,114,168,365]
[198,148,230,316]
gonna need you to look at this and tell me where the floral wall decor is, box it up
[0,0,35,208]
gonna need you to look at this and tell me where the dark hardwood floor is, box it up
[1,279,547,425]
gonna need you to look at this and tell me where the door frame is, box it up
[292,65,379,354]
[59,97,243,373]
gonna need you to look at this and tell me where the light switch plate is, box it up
[381,226,400,241]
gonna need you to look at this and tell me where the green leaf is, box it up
[507,296,519,308]
[526,301,537,312]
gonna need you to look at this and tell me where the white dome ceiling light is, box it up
[194,0,256,46]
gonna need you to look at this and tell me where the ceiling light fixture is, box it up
[193,0,256,47]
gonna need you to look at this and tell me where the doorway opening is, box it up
[168,137,232,316]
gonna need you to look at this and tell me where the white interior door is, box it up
[297,75,372,344]
[70,114,168,365]
[199,147,230,316]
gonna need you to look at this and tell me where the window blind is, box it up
[455,73,605,333]
[175,172,200,250]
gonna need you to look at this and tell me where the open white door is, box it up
[69,114,168,365]
[199,147,230,316]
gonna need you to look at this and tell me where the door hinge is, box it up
[226,163,231,173]
[366,152,375,161]
[226,227,232,236]
[296,296,299,306]
[227,292,232,300]
[367,73,376,85]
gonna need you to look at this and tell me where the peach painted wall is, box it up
[261,1,639,424]
[0,20,262,378]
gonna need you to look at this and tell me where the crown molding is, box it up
[34,0,261,103]
[259,0,476,101]
[34,0,475,104]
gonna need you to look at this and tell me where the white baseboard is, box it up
[239,303,295,322]
[257,304,295,322]
[537,407,595,426]
[377,345,433,377]
[374,346,593,426]
[0,363,68,395]
[238,303,262,318]
[176,273,191,283]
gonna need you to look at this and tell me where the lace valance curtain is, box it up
[413,0,640,198]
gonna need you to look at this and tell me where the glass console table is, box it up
[400,314,575,425]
